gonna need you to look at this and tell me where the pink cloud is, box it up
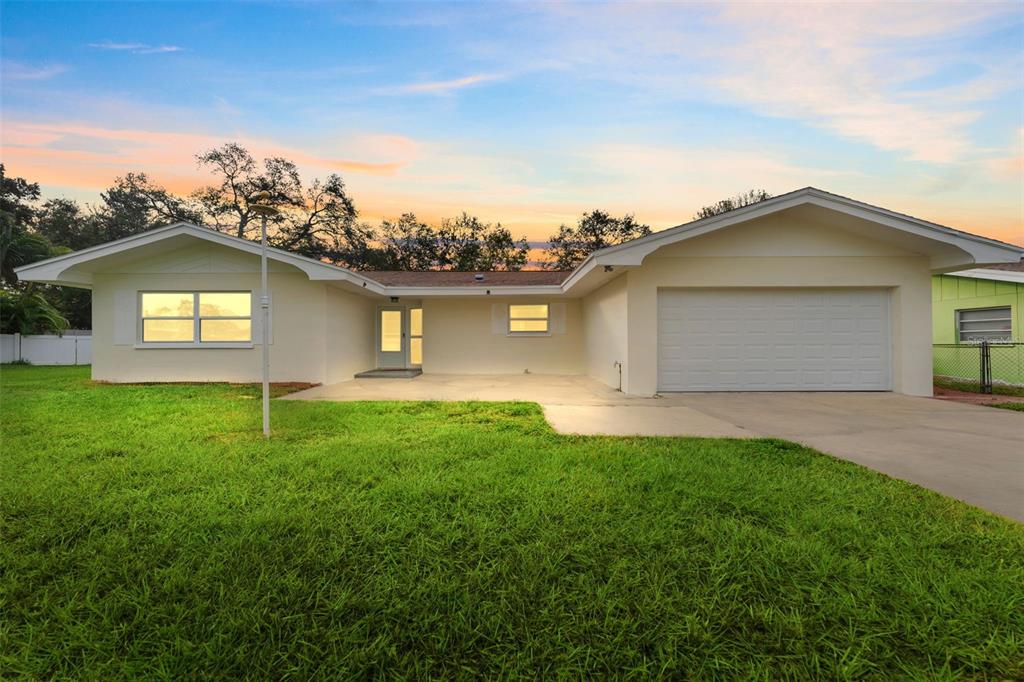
[0,120,419,194]
[377,74,501,95]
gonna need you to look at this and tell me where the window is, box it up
[379,310,402,352]
[509,304,549,334]
[410,308,423,365]
[956,306,1012,343]
[141,292,252,344]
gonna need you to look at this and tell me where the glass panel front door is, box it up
[378,307,405,368]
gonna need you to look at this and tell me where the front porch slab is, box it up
[283,373,634,405]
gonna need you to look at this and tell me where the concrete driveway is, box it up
[548,393,1024,522]
[286,375,1023,522]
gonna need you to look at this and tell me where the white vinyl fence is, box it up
[1,333,92,365]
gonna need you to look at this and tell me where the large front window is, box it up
[141,292,252,344]
[508,304,549,334]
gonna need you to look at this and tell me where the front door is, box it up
[377,306,406,369]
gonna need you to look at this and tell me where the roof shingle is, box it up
[980,260,1024,272]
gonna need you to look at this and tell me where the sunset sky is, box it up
[2,1,1022,245]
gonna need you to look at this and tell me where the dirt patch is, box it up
[932,385,1024,406]
[91,380,319,397]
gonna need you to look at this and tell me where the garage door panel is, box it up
[658,289,891,391]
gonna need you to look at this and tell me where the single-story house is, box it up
[16,187,1024,396]
[933,262,1023,344]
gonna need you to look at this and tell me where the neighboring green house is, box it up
[933,262,1023,384]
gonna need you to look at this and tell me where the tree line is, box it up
[1,144,771,333]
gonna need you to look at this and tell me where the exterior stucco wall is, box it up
[420,297,585,375]
[932,275,1022,343]
[582,275,628,390]
[89,243,376,383]
[624,214,934,396]
[325,287,377,384]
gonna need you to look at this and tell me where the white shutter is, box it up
[491,303,508,335]
[113,290,136,345]
[549,302,566,334]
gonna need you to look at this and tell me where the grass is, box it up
[2,366,1022,679]
[991,402,1024,412]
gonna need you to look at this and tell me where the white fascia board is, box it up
[558,188,1023,288]
[15,223,389,294]
[801,192,1024,265]
[559,257,599,292]
[948,268,1024,284]
[804,189,1022,256]
[580,191,813,267]
[384,285,566,297]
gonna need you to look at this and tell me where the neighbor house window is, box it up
[508,304,549,334]
[956,306,1012,343]
[141,292,252,344]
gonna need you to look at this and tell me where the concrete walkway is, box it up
[286,375,1024,522]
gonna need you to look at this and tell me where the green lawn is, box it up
[2,366,1022,679]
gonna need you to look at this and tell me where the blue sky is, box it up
[2,1,1022,244]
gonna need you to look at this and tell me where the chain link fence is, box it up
[934,342,1024,392]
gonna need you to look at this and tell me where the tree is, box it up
[476,223,530,271]
[98,172,200,240]
[433,213,529,271]
[35,198,104,251]
[0,164,50,285]
[693,189,772,220]
[0,225,51,285]
[0,164,39,228]
[35,174,199,253]
[369,213,529,271]
[0,287,69,334]
[377,213,438,270]
[544,210,651,270]
[45,284,91,330]
[272,174,378,268]
[193,143,303,239]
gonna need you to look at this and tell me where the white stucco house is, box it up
[16,188,1024,396]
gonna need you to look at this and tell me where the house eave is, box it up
[560,187,1024,279]
[14,190,1023,296]
[947,268,1024,284]
[14,222,390,295]
[384,285,567,298]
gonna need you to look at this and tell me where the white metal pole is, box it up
[261,213,270,438]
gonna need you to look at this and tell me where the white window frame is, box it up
[955,306,1013,344]
[137,291,254,349]
[507,303,550,336]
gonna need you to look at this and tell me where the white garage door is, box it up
[658,289,890,391]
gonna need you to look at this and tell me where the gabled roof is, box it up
[14,222,387,294]
[562,187,1024,292]
[361,270,571,287]
[16,187,1024,297]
